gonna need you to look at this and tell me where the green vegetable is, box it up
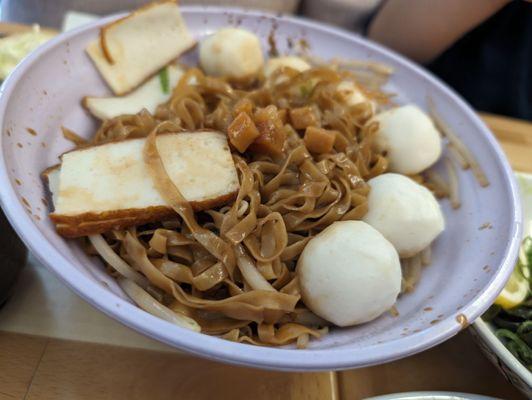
[159,67,170,94]
[496,329,532,364]
[299,83,313,98]
[483,236,532,370]
[482,304,501,322]
[523,237,532,271]
[517,320,532,346]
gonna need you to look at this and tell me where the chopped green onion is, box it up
[524,236,532,267]
[517,320,532,346]
[299,83,313,98]
[483,236,532,370]
[159,67,170,94]
[496,329,532,364]
[482,304,501,322]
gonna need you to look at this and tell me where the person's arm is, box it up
[367,0,510,64]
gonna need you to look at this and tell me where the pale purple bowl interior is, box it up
[0,7,522,370]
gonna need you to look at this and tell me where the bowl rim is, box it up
[0,6,523,371]
[365,391,501,400]
[473,316,532,387]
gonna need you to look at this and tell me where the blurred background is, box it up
[0,0,379,30]
[1,0,530,121]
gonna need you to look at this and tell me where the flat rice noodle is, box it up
[272,264,292,289]
[161,219,181,230]
[298,159,329,183]
[243,212,287,262]
[148,231,167,254]
[156,229,195,246]
[155,259,194,284]
[257,323,324,345]
[327,152,366,188]
[368,155,388,179]
[266,181,327,213]
[221,329,264,346]
[290,308,330,327]
[281,236,311,262]
[195,316,250,335]
[316,184,340,206]
[124,232,176,294]
[257,260,277,280]
[235,244,276,292]
[143,128,236,272]
[224,212,258,244]
[167,246,193,263]
[316,158,335,176]
[270,194,315,214]
[155,259,228,291]
[193,262,228,291]
[168,300,251,335]
[272,257,285,276]
[341,201,368,220]
[221,157,260,245]
[190,256,216,276]
[124,231,298,323]
[223,279,244,296]
[172,284,299,323]
[204,210,225,230]
[109,230,127,241]
[284,178,351,231]
[260,146,310,199]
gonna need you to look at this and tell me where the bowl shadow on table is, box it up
[337,330,526,399]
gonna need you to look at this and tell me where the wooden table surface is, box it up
[0,114,529,400]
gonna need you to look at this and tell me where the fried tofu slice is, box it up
[84,65,184,120]
[86,1,195,95]
[45,131,239,237]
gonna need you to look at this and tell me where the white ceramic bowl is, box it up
[366,392,500,400]
[0,7,522,370]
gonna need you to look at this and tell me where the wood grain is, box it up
[338,331,525,399]
[0,332,48,400]
[0,22,57,37]
[480,113,532,172]
[23,339,337,400]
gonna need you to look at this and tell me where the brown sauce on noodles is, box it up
[85,64,391,346]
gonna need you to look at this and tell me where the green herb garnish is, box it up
[299,83,313,98]
[159,67,170,94]
[483,235,532,370]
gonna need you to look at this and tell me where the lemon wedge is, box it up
[495,266,529,310]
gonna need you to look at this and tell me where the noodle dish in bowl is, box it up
[0,2,521,370]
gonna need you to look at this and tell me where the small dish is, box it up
[470,172,532,398]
